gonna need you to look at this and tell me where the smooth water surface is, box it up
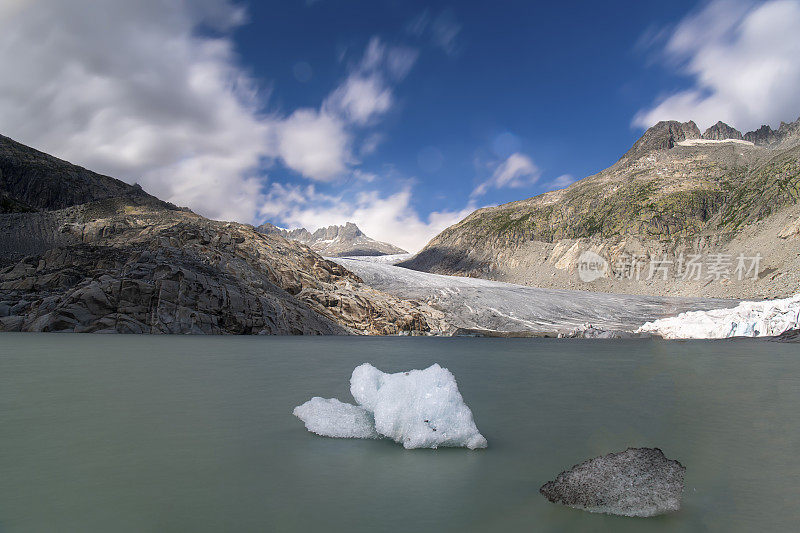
[1,334,798,532]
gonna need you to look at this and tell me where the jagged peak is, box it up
[255,221,406,256]
[620,120,701,161]
[622,115,800,160]
[742,116,800,146]
[702,121,742,141]
[312,222,364,240]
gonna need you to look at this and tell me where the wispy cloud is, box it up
[276,36,418,181]
[634,0,800,131]
[545,174,576,191]
[406,8,462,56]
[472,153,541,198]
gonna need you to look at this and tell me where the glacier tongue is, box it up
[293,363,487,450]
[637,294,800,339]
[351,363,488,450]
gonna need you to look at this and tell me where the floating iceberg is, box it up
[351,363,488,449]
[637,294,800,339]
[292,397,380,439]
[293,363,487,450]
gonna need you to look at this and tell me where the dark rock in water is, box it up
[540,447,685,517]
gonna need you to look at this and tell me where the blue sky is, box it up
[238,0,699,212]
[1,1,799,251]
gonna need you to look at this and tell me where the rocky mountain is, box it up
[256,221,407,257]
[401,117,800,299]
[702,121,743,141]
[0,134,165,213]
[0,135,446,334]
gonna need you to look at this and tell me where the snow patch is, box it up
[637,294,800,339]
[676,138,754,147]
[293,363,487,450]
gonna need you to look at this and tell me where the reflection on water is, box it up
[0,334,798,532]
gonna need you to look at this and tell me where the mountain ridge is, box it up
[256,221,407,257]
[400,116,800,299]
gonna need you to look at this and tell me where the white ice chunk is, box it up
[638,294,800,339]
[350,363,488,450]
[292,397,380,439]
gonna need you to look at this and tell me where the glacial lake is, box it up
[1,334,798,532]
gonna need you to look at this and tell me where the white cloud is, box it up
[260,183,474,253]
[324,76,393,126]
[634,0,800,132]
[275,109,350,181]
[472,153,541,197]
[0,0,267,222]
[0,1,421,222]
[275,38,415,182]
[323,37,417,128]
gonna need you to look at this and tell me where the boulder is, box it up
[540,447,685,517]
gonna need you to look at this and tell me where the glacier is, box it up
[293,363,487,450]
[331,257,737,334]
[637,294,800,339]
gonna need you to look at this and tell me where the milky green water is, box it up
[0,334,798,532]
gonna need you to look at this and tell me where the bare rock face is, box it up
[702,121,743,141]
[0,134,165,212]
[621,120,701,160]
[0,135,447,335]
[743,117,800,146]
[0,207,447,335]
[744,124,781,146]
[540,447,686,517]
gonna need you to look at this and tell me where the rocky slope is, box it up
[0,135,446,335]
[256,221,407,257]
[401,118,800,299]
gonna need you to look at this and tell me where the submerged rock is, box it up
[540,447,685,517]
